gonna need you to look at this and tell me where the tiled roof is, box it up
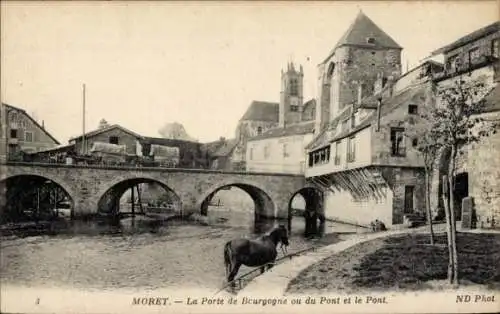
[2,103,61,145]
[322,11,402,63]
[70,124,144,141]
[431,21,499,56]
[240,101,279,122]
[212,138,238,157]
[307,84,427,151]
[305,106,353,150]
[249,122,315,141]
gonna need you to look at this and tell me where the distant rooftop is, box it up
[240,100,279,122]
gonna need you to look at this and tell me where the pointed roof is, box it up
[239,101,279,122]
[2,103,61,145]
[322,11,402,63]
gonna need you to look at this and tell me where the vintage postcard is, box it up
[1,1,499,313]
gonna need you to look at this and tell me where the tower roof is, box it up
[322,11,402,63]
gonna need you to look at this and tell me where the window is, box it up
[366,37,376,44]
[326,62,335,79]
[347,136,355,163]
[264,145,270,159]
[249,147,254,160]
[10,129,18,139]
[408,104,418,115]
[412,138,418,147]
[290,78,299,96]
[309,145,331,167]
[492,39,499,58]
[334,141,341,165]
[390,128,406,156]
[109,136,119,144]
[446,54,460,72]
[290,105,299,112]
[25,131,33,142]
[468,47,480,65]
[257,126,263,135]
[283,143,290,158]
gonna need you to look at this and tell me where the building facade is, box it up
[244,63,316,174]
[246,122,314,174]
[69,124,143,156]
[304,12,438,227]
[430,21,500,228]
[0,103,60,161]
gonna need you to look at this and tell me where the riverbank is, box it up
[287,231,500,294]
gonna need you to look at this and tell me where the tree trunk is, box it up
[448,145,459,285]
[442,175,454,284]
[425,170,435,245]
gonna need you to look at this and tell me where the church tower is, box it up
[279,62,304,128]
[316,11,403,132]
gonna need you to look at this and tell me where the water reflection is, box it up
[1,206,308,239]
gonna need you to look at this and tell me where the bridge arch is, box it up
[287,186,325,234]
[96,176,182,216]
[0,174,75,222]
[196,180,276,218]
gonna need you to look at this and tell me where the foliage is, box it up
[426,78,497,151]
[420,75,499,285]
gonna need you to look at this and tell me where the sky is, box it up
[1,1,498,144]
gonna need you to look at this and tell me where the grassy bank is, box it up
[287,232,500,294]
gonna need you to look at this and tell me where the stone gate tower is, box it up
[279,62,304,127]
[315,11,403,131]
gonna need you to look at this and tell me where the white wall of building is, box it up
[323,187,394,226]
[305,126,372,177]
[246,133,313,174]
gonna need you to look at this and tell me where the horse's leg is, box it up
[267,263,274,271]
[260,266,265,274]
[228,262,241,288]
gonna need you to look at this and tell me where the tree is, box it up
[158,122,197,141]
[423,75,498,285]
[406,101,439,245]
[98,119,110,129]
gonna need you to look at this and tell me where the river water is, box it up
[0,206,363,293]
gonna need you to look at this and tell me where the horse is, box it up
[223,224,289,287]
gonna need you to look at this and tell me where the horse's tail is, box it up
[223,241,232,278]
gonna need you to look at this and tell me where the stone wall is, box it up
[0,163,306,220]
[468,112,500,229]
[379,167,426,224]
[444,32,499,69]
[336,46,402,111]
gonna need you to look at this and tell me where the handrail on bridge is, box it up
[2,160,305,177]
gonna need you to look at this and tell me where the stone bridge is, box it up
[0,162,323,219]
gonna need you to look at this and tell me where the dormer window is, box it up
[366,37,376,44]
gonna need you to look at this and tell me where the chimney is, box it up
[42,120,45,129]
[376,98,382,132]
